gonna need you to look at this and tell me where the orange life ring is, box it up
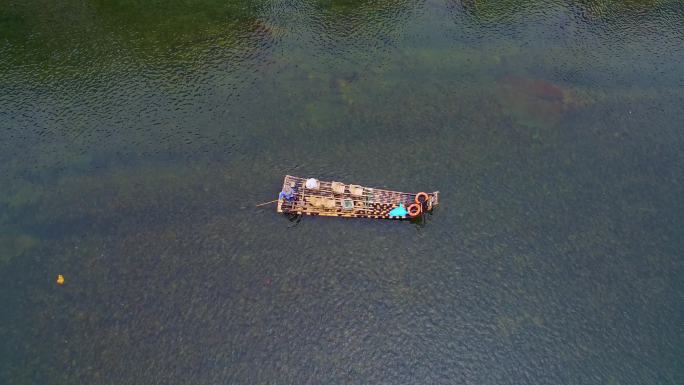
[407,203,421,217]
[415,192,429,204]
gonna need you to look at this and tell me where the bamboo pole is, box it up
[255,199,278,207]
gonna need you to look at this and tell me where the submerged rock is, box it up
[497,74,582,128]
[500,75,566,103]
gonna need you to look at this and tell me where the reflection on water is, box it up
[1,1,682,384]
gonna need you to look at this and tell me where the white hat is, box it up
[305,178,319,189]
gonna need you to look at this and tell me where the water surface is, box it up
[1,1,683,384]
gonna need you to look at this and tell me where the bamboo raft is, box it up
[276,175,439,219]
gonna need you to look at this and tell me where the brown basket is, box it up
[331,181,346,194]
[349,184,363,197]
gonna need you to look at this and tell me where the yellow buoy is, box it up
[56,274,65,285]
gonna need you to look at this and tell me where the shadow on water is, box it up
[1,0,683,384]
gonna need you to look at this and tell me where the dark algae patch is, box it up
[1,0,682,384]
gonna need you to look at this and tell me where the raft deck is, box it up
[277,175,439,219]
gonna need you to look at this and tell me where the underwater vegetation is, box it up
[0,0,682,384]
[0,234,39,267]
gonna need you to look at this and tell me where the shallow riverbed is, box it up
[1,1,682,384]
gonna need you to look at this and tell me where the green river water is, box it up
[1,1,682,384]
